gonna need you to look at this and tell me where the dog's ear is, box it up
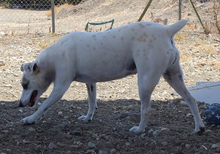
[20,62,39,75]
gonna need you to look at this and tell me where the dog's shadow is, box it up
[0,98,201,132]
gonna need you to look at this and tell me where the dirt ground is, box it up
[1,0,220,154]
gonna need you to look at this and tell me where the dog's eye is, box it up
[22,82,29,90]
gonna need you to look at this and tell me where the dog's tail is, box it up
[166,19,189,37]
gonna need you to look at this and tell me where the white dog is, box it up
[19,20,205,134]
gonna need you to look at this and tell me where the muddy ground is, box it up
[1,0,220,153]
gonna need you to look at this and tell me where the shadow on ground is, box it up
[0,98,219,154]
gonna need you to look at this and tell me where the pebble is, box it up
[48,142,57,150]
[110,149,116,154]
[148,129,153,134]
[28,127,36,132]
[72,128,82,136]
[185,144,191,148]
[180,100,187,105]
[211,143,220,149]
[57,142,66,147]
[88,142,95,148]
[77,106,82,110]
[22,139,30,144]
[161,141,168,146]
[141,133,146,138]
[186,113,192,118]
[2,130,8,133]
[153,130,160,137]
[58,111,62,115]
[125,142,130,146]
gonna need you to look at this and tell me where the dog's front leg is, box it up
[22,83,71,124]
[78,83,97,122]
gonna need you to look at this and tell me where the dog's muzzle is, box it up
[19,90,38,107]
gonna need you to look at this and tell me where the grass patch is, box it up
[174,31,187,41]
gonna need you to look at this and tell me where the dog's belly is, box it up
[74,55,137,83]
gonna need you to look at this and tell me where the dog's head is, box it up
[19,62,49,107]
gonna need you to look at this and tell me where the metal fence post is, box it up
[51,0,55,33]
[179,0,182,20]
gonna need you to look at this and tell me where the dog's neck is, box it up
[35,49,56,84]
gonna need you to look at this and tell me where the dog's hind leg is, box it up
[130,70,161,133]
[163,64,205,135]
[78,83,97,122]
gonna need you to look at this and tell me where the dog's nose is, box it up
[19,100,25,107]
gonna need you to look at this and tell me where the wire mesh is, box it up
[0,0,219,35]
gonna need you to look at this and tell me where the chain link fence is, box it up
[0,0,219,36]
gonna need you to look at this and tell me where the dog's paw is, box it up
[21,116,35,125]
[78,115,92,122]
[129,126,145,134]
[195,127,205,135]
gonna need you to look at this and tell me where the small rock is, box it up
[185,144,191,148]
[0,31,5,36]
[125,142,130,146]
[211,143,220,149]
[110,148,116,154]
[153,130,160,137]
[180,100,187,105]
[161,127,169,132]
[77,107,82,110]
[48,142,57,150]
[28,127,36,132]
[22,139,30,144]
[88,142,95,148]
[148,129,153,134]
[186,113,192,118]
[205,129,213,134]
[58,111,62,115]
[2,130,8,133]
[161,141,168,146]
[57,142,66,147]
[72,128,82,135]
[141,133,146,138]
[99,150,104,154]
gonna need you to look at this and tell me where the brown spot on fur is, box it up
[93,47,96,50]
[121,37,124,40]
[143,33,148,38]
[103,36,106,38]
[150,39,153,43]
[131,28,135,31]
[132,37,135,40]
[87,45,90,47]
[137,35,146,42]
[62,51,65,56]
[113,36,116,38]
[102,61,107,65]
[139,23,145,28]
[93,35,96,37]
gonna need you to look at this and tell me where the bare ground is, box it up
[0,0,220,153]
